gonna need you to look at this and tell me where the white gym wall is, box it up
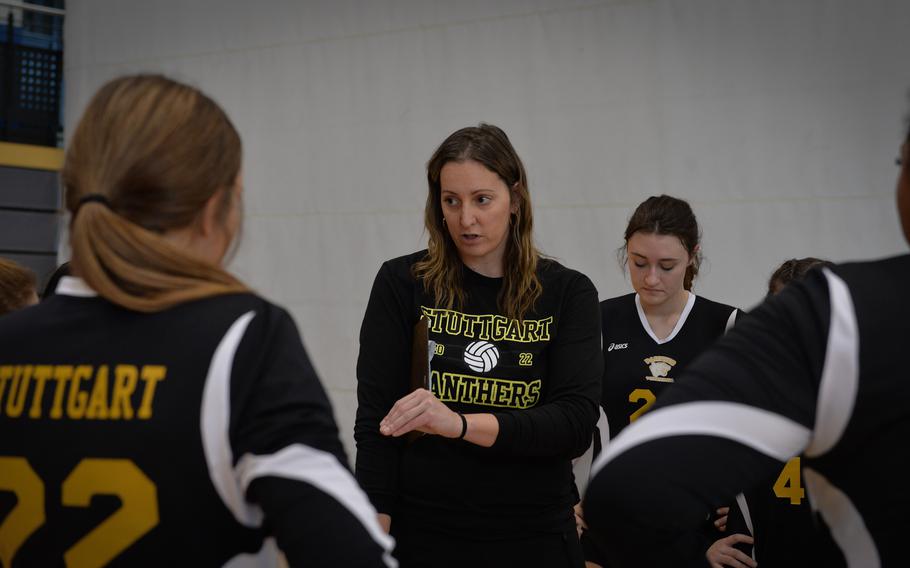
[64,0,910,458]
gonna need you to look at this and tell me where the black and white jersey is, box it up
[601,292,738,438]
[0,277,394,567]
[585,255,910,567]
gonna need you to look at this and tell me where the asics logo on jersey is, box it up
[608,342,628,351]
[463,340,500,373]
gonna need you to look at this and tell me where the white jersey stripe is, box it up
[236,445,398,568]
[724,309,738,333]
[734,492,757,562]
[200,310,262,527]
[591,402,810,477]
[804,468,879,568]
[806,269,860,457]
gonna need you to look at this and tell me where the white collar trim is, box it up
[635,291,696,344]
[56,276,98,298]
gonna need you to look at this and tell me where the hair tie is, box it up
[77,193,111,212]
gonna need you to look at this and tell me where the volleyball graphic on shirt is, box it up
[463,340,500,373]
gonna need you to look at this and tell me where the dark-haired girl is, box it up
[355,123,602,567]
[583,195,740,566]
[600,195,739,445]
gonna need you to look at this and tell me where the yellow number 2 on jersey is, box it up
[0,456,158,568]
[773,456,805,505]
[0,457,44,568]
[628,388,657,423]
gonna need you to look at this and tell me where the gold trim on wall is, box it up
[0,141,64,171]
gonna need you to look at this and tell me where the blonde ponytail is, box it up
[70,200,246,312]
[63,75,249,312]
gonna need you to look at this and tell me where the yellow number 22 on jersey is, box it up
[0,456,158,568]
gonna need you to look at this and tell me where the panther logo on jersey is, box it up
[644,355,677,383]
[464,341,500,373]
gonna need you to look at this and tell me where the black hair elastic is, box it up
[77,193,111,209]
[457,413,468,439]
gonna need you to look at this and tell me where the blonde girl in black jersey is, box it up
[0,74,392,567]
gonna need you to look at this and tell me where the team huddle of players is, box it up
[1,73,908,568]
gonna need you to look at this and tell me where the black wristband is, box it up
[457,413,468,439]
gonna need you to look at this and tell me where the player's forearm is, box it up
[251,476,393,567]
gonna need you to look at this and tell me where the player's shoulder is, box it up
[828,253,910,294]
[820,254,910,333]
[160,291,289,331]
[832,252,910,275]
[191,294,301,351]
[692,294,739,321]
[770,255,910,323]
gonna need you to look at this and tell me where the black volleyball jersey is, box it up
[585,255,910,567]
[0,277,394,567]
[600,292,738,438]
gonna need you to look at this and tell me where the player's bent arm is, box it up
[247,474,395,567]
[584,434,792,567]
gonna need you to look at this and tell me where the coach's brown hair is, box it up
[63,74,247,312]
[0,257,37,314]
[414,123,542,321]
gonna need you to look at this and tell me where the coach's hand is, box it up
[706,534,756,568]
[380,389,462,438]
[381,389,500,447]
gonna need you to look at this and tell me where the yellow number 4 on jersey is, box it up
[773,457,805,505]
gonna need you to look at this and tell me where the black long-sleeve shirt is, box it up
[355,251,602,537]
[585,256,910,567]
